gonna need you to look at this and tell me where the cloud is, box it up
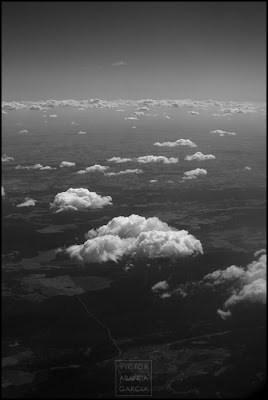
[212,114,222,117]
[60,161,76,168]
[29,105,43,110]
[77,164,109,174]
[210,129,236,136]
[174,250,266,318]
[64,214,203,264]
[154,139,197,147]
[150,179,158,183]
[112,61,128,66]
[165,115,171,119]
[152,281,169,292]
[185,152,215,161]
[107,157,134,163]
[137,107,150,111]
[2,186,5,197]
[2,154,14,162]
[71,122,79,126]
[132,126,136,129]
[50,188,113,213]
[18,130,29,134]
[183,168,207,180]
[15,164,55,170]
[77,131,86,135]
[136,155,178,164]
[49,114,58,118]
[115,109,125,112]
[244,166,252,171]
[104,169,143,176]
[188,111,199,115]
[2,110,7,114]
[16,197,36,207]
[132,111,145,117]
[125,116,138,120]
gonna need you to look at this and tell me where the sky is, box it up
[2,1,266,102]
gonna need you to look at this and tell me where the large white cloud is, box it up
[136,155,178,164]
[210,129,236,136]
[154,139,197,147]
[185,152,215,161]
[16,197,36,207]
[2,154,14,162]
[60,161,76,168]
[104,169,143,176]
[64,214,203,264]
[107,157,134,163]
[50,188,113,213]
[77,164,109,174]
[183,168,207,180]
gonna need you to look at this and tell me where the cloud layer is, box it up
[50,188,113,213]
[154,139,197,147]
[64,214,203,264]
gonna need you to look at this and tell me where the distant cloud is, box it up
[210,129,236,136]
[154,139,197,147]
[2,186,5,197]
[125,116,138,120]
[132,111,145,117]
[137,155,178,164]
[183,168,207,180]
[49,114,58,118]
[150,179,158,183]
[29,105,43,111]
[116,109,125,112]
[244,166,252,171]
[64,214,203,264]
[18,129,29,134]
[185,152,215,161]
[77,164,109,174]
[16,197,36,207]
[2,110,7,114]
[165,115,171,119]
[137,107,150,111]
[188,111,199,115]
[15,163,55,170]
[107,157,134,163]
[71,122,79,126]
[152,281,169,292]
[132,126,136,129]
[40,166,56,170]
[112,61,128,66]
[77,131,86,135]
[2,154,14,162]
[60,161,76,168]
[217,309,232,320]
[105,169,143,176]
[212,114,222,117]
[50,188,112,213]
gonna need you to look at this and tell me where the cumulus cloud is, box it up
[18,130,29,134]
[107,157,134,163]
[185,152,215,161]
[60,161,76,168]
[16,197,36,207]
[2,154,14,162]
[137,155,178,164]
[188,111,199,115]
[77,131,86,135]
[64,214,203,264]
[152,281,169,292]
[40,165,56,170]
[174,250,266,319]
[112,61,128,66]
[105,169,143,176]
[244,166,252,171]
[29,105,43,110]
[183,168,207,180]
[49,114,58,118]
[15,164,55,170]
[2,186,5,197]
[77,164,109,174]
[210,129,236,136]
[50,188,113,213]
[154,139,197,147]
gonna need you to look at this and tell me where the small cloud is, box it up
[160,292,171,299]
[132,126,136,129]
[40,165,56,170]
[60,161,76,168]
[210,129,236,136]
[183,168,207,180]
[107,157,133,163]
[188,111,199,115]
[137,155,178,164]
[185,152,215,161]
[152,281,169,292]
[150,179,158,183]
[154,139,197,147]
[112,61,128,67]
[50,188,113,213]
[105,169,143,176]
[2,154,14,162]
[165,115,171,119]
[77,164,109,174]
[244,166,251,171]
[116,109,125,112]
[49,114,58,118]
[125,116,138,120]
[212,114,222,117]
[217,309,232,320]
[2,110,7,114]
[77,131,86,135]
[2,186,5,197]
[16,197,36,207]
[18,129,29,134]
[71,122,79,126]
